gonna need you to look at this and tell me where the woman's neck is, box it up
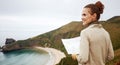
[89,21,99,25]
[83,21,99,28]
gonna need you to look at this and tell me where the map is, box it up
[61,36,81,54]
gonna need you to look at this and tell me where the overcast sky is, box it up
[0,0,120,43]
[0,0,120,18]
[0,0,120,26]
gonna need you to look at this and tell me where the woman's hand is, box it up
[71,54,77,60]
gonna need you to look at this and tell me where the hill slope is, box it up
[2,21,83,53]
[2,16,120,53]
[107,16,120,23]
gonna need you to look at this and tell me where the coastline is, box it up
[36,47,66,65]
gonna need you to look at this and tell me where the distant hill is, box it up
[2,16,120,54]
[107,16,120,23]
[2,21,84,53]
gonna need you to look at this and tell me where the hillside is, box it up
[1,16,120,65]
[107,16,120,23]
[2,16,120,52]
[2,21,84,53]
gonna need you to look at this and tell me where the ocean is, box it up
[0,49,50,65]
[0,30,50,65]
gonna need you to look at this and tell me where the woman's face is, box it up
[81,8,96,26]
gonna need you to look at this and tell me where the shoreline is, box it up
[35,47,66,65]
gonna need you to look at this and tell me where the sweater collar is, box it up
[88,23,102,28]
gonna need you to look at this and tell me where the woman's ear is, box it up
[92,13,97,20]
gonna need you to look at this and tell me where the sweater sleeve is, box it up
[77,31,89,64]
[107,34,114,61]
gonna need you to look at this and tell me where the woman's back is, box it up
[79,24,114,65]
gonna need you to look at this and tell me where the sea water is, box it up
[0,49,50,65]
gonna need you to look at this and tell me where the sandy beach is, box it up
[36,47,66,65]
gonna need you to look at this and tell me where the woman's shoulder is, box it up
[81,26,91,33]
[80,28,89,35]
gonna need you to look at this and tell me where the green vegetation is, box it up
[2,16,120,65]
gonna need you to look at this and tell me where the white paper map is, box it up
[61,36,81,54]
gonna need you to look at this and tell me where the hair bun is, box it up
[95,1,104,14]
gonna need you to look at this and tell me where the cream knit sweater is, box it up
[77,24,114,65]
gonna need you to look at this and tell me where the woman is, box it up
[73,1,114,65]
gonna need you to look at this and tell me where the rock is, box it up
[5,38,16,44]
[0,46,2,52]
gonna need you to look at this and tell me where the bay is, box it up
[0,49,50,65]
